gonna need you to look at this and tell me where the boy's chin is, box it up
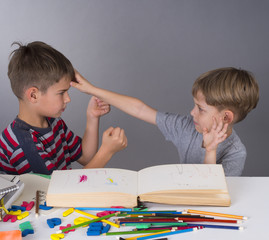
[194,125,202,133]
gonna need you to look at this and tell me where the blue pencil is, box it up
[187,223,244,230]
[136,228,197,240]
[75,207,133,212]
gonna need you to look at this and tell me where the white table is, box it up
[0,175,268,239]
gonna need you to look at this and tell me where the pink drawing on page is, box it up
[79,175,88,183]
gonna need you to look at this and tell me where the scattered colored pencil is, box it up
[35,190,40,218]
[136,228,197,240]
[187,209,247,220]
[74,209,120,228]
[103,229,166,236]
[75,207,133,212]
[125,230,171,240]
[117,217,238,224]
[187,223,244,230]
[56,212,119,233]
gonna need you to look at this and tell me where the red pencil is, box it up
[177,218,240,224]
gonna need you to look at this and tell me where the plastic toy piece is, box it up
[21,201,35,211]
[59,224,75,233]
[62,208,74,217]
[19,221,34,231]
[17,211,30,220]
[21,229,34,237]
[9,210,22,215]
[39,201,53,210]
[19,221,34,237]
[3,214,17,222]
[9,205,26,212]
[86,222,111,236]
[101,224,111,233]
[47,218,62,228]
[74,217,91,227]
[50,233,65,240]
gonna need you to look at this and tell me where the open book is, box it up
[46,164,231,208]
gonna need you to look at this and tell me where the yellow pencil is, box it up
[187,209,247,220]
[125,230,171,240]
[74,209,120,228]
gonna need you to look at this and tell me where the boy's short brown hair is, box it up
[192,67,259,123]
[8,41,75,99]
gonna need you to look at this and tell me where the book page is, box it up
[137,164,227,195]
[47,168,138,196]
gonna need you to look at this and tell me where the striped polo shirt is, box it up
[0,117,82,175]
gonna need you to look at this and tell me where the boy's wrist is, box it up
[98,145,114,160]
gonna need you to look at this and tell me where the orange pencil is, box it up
[187,209,247,220]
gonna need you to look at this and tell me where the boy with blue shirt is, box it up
[71,68,259,176]
[0,41,127,174]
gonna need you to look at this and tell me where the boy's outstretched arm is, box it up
[71,71,157,125]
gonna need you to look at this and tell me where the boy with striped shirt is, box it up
[0,41,127,174]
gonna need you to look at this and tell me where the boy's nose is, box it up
[190,107,195,117]
[65,92,71,103]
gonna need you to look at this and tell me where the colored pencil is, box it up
[103,229,165,236]
[122,222,188,227]
[143,226,200,231]
[35,190,40,218]
[117,218,181,224]
[178,218,240,223]
[118,217,238,224]
[125,230,171,240]
[155,213,211,219]
[187,223,244,230]
[121,211,180,214]
[187,209,247,220]
[136,228,197,240]
[117,213,156,217]
[75,207,133,212]
[56,212,119,233]
[74,209,120,228]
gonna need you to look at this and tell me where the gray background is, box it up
[0,0,268,176]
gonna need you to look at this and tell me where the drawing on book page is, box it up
[49,169,138,195]
[138,164,226,195]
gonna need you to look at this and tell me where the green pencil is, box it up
[122,222,187,227]
[56,212,119,233]
[103,229,165,236]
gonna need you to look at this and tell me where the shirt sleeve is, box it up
[156,112,194,144]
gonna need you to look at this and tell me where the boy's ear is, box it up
[223,110,234,124]
[25,87,39,103]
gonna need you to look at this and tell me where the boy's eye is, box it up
[198,107,204,112]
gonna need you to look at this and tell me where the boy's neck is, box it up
[18,102,49,128]
[226,125,233,138]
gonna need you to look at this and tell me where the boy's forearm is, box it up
[82,146,113,168]
[204,150,217,164]
[79,117,100,165]
[90,86,157,125]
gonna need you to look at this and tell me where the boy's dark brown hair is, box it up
[8,41,75,99]
[192,67,259,123]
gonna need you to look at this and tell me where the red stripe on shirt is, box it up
[4,128,19,148]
